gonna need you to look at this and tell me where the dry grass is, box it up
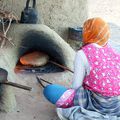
[0,0,18,48]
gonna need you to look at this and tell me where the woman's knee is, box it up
[43,84,67,104]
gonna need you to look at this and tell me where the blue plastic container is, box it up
[68,27,83,41]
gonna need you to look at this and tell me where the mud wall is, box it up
[0,0,88,39]
[88,0,120,25]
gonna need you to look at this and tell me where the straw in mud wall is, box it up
[0,68,16,112]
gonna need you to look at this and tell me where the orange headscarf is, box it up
[82,17,110,46]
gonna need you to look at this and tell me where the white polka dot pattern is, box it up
[82,44,120,96]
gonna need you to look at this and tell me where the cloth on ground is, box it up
[60,86,120,120]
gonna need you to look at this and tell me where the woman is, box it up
[43,17,120,120]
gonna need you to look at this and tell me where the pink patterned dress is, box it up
[56,43,120,108]
[82,44,120,96]
[56,89,75,108]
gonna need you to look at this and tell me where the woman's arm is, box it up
[72,50,90,89]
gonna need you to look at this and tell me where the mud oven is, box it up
[0,24,75,112]
[7,24,75,74]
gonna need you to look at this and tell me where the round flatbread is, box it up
[20,51,49,66]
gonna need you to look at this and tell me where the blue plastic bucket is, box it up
[68,27,83,41]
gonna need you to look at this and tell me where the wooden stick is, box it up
[36,76,52,88]
[36,76,52,84]
[0,81,32,91]
[36,76,45,88]
[49,60,74,73]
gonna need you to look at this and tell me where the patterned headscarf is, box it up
[82,17,110,46]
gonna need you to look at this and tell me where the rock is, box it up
[20,51,49,67]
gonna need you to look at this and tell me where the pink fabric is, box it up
[56,89,75,108]
[82,44,120,97]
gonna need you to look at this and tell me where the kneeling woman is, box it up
[42,18,120,120]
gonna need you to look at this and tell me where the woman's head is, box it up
[82,17,110,46]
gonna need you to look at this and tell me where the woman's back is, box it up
[82,43,120,96]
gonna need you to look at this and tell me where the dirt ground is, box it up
[0,72,72,120]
